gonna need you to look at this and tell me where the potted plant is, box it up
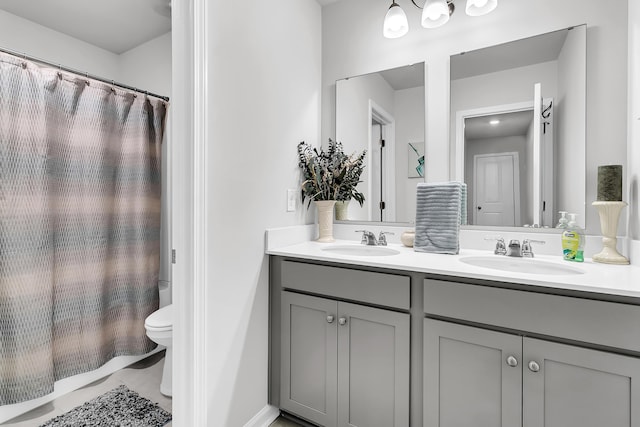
[297,139,366,241]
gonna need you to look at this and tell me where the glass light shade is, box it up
[421,0,450,28]
[465,0,498,16]
[383,3,409,39]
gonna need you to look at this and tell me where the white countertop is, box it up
[267,239,640,299]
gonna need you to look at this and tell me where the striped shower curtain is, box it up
[0,52,167,405]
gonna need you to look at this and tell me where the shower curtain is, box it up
[0,52,167,405]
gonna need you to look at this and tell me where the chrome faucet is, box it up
[521,239,546,258]
[356,230,378,246]
[502,238,546,257]
[377,231,394,246]
[356,230,394,246]
[506,240,522,257]
[485,237,507,255]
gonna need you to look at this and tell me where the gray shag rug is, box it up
[39,385,172,427]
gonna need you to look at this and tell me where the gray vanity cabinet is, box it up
[423,278,640,427]
[424,318,640,427]
[281,290,410,427]
[523,337,640,427]
[423,319,522,427]
[280,291,338,427]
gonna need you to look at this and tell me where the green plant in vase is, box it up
[297,139,366,240]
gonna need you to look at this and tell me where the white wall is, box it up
[119,32,171,97]
[0,9,120,78]
[394,86,425,222]
[204,0,321,425]
[322,0,628,234]
[556,26,587,230]
[629,0,640,262]
[450,60,558,134]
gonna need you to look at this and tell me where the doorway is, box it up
[368,100,396,222]
[473,152,520,226]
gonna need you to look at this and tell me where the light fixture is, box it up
[383,1,409,39]
[465,0,498,16]
[421,0,452,29]
[383,0,498,39]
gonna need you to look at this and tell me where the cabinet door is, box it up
[523,338,640,427]
[281,292,338,427]
[337,302,410,427]
[424,319,522,427]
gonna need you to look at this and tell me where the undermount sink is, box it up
[321,244,400,257]
[459,255,584,275]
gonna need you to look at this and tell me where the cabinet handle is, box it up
[528,361,540,372]
[506,356,518,367]
[338,317,347,326]
[326,315,335,324]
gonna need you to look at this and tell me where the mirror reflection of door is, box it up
[371,120,384,221]
[336,63,424,223]
[473,152,519,226]
[464,110,534,226]
[450,25,585,228]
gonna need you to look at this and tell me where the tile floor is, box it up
[269,416,305,426]
[2,353,312,427]
[1,351,172,426]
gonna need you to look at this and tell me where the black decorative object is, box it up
[597,165,623,201]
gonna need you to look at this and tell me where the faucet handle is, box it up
[355,230,376,245]
[485,236,507,255]
[522,239,546,258]
[378,231,395,246]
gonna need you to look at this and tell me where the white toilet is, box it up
[145,304,173,397]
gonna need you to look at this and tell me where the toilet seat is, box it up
[145,304,172,331]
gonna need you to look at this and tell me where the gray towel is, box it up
[460,183,468,226]
[414,182,464,254]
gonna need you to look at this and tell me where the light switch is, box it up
[287,189,296,212]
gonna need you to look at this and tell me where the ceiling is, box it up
[465,110,534,140]
[451,28,569,80]
[0,0,171,54]
[380,63,424,90]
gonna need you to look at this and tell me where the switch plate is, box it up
[287,189,296,212]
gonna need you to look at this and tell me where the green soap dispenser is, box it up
[561,213,584,262]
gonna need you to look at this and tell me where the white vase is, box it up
[315,200,336,243]
[592,201,629,265]
[334,200,350,221]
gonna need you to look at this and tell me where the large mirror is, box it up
[335,63,425,223]
[450,25,586,228]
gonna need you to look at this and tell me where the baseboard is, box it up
[244,404,280,427]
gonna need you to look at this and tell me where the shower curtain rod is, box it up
[0,45,170,102]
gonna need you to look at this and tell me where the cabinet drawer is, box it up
[424,279,640,352]
[282,260,410,310]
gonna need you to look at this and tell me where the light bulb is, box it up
[422,0,450,28]
[466,0,497,16]
[384,2,409,39]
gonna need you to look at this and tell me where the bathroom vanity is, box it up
[268,238,640,427]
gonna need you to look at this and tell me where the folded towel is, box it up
[460,183,468,226]
[414,182,464,255]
